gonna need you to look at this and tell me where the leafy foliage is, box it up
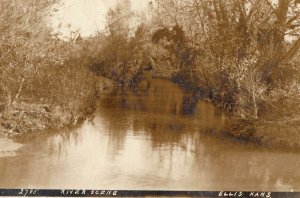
[150,0,300,119]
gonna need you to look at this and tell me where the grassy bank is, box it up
[0,75,115,136]
[226,88,300,149]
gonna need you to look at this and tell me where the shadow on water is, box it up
[0,79,299,191]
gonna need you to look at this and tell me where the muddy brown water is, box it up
[0,79,299,191]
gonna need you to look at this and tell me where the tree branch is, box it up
[281,37,300,62]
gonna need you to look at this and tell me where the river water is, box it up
[0,79,299,191]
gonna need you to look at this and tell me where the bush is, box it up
[0,0,97,134]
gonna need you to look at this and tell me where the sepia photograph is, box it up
[0,0,300,197]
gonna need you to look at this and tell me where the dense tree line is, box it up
[146,0,300,120]
[0,0,299,138]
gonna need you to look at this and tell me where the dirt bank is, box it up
[226,119,300,150]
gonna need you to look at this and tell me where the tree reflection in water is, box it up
[0,79,299,191]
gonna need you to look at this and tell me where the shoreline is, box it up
[0,76,115,137]
[170,76,300,150]
[1,77,299,150]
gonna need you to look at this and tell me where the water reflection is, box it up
[0,79,299,191]
[0,137,23,157]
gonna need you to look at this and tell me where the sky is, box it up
[50,0,150,39]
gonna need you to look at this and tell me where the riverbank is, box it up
[225,119,300,150]
[0,76,115,136]
[170,74,300,149]
[225,88,300,149]
[1,74,299,150]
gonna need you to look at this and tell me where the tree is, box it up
[0,0,96,134]
[105,0,134,37]
[0,0,61,110]
[149,0,300,119]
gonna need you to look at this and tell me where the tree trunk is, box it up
[262,0,290,85]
